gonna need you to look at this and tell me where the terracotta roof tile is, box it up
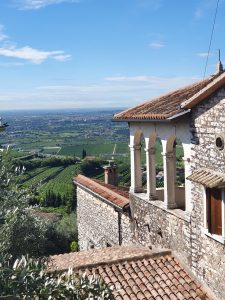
[50,246,214,300]
[74,174,129,209]
[114,73,222,121]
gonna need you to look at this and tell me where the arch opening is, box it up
[155,137,164,201]
[175,138,185,210]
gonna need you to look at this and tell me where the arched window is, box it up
[164,135,185,210]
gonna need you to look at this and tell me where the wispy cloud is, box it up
[197,52,213,58]
[194,7,204,20]
[0,25,71,65]
[105,75,198,88]
[13,0,78,10]
[0,25,8,42]
[0,46,71,64]
[194,0,220,20]
[0,75,198,110]
[149,41,165,49]
[0,61,24,67]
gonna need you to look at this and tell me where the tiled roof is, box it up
[187,168,225,188]
[74,174,129,209]
[49,246,213,300]
[181,70,225,109]
[114,72,223,121]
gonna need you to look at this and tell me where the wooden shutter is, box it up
[207,188,222,235]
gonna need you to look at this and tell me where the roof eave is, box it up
[73,178,129,211]
[113,109,191,122]
[167,109,191,120]
[112,118,170,122]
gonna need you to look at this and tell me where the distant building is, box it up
[74,64,225,299]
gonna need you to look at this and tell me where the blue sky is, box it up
[0,0,224,110]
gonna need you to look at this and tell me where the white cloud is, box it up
[0,24,71,65]
[0,75,199,110]
[105,75,198,89]
[0,46,71,64]
[0,62,24,67]
[194,0,221,20]
[106,76,153,82]
[14,0,78,10]
[149,41,165,49]
[194,8,204,20]
[0,25,8,42]
[197,52,213,58]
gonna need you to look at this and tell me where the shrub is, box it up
[70,241,78,252]
[0,254,114,300]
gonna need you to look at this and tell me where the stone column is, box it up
[183,157,192,213]
[163,152,177,209]
[145,147,157,199]
[130,145,142,193]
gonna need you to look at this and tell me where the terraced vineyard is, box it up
[21,166,64,188]
[14,153,106,209]
[39,164,80,198]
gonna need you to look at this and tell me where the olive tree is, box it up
[0,254,114,300]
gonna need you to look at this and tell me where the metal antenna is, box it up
[203,0,220,79]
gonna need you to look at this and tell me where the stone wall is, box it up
[189,86,225,299]
[129,194,191,266]
[76,86,225,299]
[77,185,133,251]
[127,86,225,299]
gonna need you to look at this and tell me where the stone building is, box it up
[74,65,225,299]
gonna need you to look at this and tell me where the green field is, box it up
[59,142,129,158]
[11,136,183,210]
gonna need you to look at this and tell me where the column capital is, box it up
[144,147,155,155]
[162,152,174,159]
[182,157,191,163]
[129,145,141,151]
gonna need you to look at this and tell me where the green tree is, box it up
[0,254,114,300]
[82,148,87,159]
[0,152,48,258]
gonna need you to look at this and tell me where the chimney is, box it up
[216,50,223,74]
[216,60,223,74]
[104,160,118,186]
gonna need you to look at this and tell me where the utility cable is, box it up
[203,0,220,79]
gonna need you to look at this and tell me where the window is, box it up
[215,134,225,150]
[206,188,222,236]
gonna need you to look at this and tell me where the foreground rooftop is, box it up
[50,246,213,300]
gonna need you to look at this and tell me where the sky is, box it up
[0,0,225,111]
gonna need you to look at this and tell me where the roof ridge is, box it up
[181,70,225,109]
[49,248,172,272]
[75,249,172,271]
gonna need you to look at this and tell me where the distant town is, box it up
[0,109,130,158]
